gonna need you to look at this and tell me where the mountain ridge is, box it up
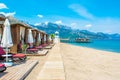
[31,22,120,40]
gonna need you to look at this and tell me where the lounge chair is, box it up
[27,48,39,54]
[35,45,43,50]
[26,43,44,54]
[0,63,6,72]
[0,47,26,62]
[40,43,53,49]
[41,43,49,47]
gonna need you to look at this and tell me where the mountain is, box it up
[31,22,120,40]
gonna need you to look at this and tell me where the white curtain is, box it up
[49,35,52,41]
[44,35,46,41]
[0,27,2,42]
[20,27,25,44]
[38,33,41,41]
[27,29,34,43]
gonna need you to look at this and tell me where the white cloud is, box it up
[69,4,94,19]
[54,20,63,25]
[0,12,16,17]
[85,24,92,28]
[45,21,48,25]
[34,23,41,26]
[37,14,43,18]
[0,3,8,9]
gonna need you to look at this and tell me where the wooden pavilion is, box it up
[0,14,48,53]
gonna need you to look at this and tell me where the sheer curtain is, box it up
[0,27,2,44]
[44,35,46,42]
[33,31,36,43]
[38,33,41,42]
[20,27,25,44]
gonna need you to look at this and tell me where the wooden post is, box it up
[24,28,29,44]
[10,24,20,53]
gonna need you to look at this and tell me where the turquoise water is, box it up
[63,40,120,53]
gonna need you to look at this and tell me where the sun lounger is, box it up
[0,47,26,62]
[41,43,49,47]
[26,49,48,56]
[35,45,43,50]
[37,50,48,56]
[0,63,6,72]
[27,48,38,54]
[26,44,50,55]
[44,46,52,49]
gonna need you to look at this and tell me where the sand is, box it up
[25,42,120,80]
[60,43,120,80]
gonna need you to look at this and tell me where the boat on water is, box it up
[75,38,91,43]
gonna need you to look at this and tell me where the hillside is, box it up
[31,22,120,40]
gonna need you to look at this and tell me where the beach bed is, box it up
[26,50,48,56]
[43,45,53,49]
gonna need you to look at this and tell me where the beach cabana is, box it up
[0,14,48,53]
[7,16,32,53]
[0,15,31,53]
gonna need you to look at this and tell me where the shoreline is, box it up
[62,42,120,54]
[60,42,120,80]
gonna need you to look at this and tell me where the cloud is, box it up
[54,20,63,25]
[69,4,94,19]
[34,23,41,26]
[34,21,48,26]
[85,24,92,28]
[45,21,48,25]
[0,12,16,17]
[0,3,8,9]
[37,14,43,18]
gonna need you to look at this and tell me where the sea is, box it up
[61,39,120,53]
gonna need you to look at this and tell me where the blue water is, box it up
[63,40,120,53]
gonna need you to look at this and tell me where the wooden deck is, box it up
[0,60,38,80]
[26,50,48,56]
[37,43,65,80]
[44,46,52,49]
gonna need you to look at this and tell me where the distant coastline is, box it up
[61,39,120,53]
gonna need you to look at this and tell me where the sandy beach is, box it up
[60,43,120,80]
[24,42,120,80]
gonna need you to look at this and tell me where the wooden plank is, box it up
[0,60,38,80]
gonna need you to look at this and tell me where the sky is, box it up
[0,0,120,34]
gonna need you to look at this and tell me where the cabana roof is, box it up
[0,15,31,28]
[0,14,6,19]
[0,14,47,34]
[0,14,6,24]
[7,16,31,28]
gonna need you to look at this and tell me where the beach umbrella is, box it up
[27,29,34,43]
[1,18,13,62]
